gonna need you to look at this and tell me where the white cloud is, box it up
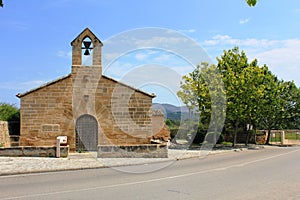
[203,34,281,49]
[171,65,195,76]
[133,36,189,48]
[239,18,250,25]
[295,8,300,13]
[178,29,196,33]
[103,28,211,69]
[250,39,300,85]
[104,60,135,79]
[56,50,72,59]
[153,54,172,62]
[135,53,148,61]
[203,35,300,86]
[0,80,47,91]
[0,20,30,31]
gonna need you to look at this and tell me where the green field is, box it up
[285,132,300,140]
[269,132,300,142]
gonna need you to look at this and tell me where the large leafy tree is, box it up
[281,82,300,129]
[258,76,300,144]
[238,60,267,144]
[179,46,299,146]
[217,47,251,146]
[217,47,299,145]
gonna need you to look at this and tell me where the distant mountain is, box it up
[152,103,190,121]
[153,103,189,113]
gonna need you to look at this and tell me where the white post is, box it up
[56,138,60,158]
[281,131,285,145]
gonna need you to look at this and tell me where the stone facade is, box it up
[17,28,169,152]
[18,75,74,148]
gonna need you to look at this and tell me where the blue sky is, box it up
[0,0,300,106]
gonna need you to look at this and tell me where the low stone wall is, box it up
[0,121,10,147]
[98,144,168,158]
[0,146,69,157]
[283,139,300,145]
[0,121,20,147]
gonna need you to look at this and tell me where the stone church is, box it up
[17,28,169,152]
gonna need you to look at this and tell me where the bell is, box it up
[83,41,91,49]
[84,49,90,56]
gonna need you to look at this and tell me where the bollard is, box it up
[56,138,60,158]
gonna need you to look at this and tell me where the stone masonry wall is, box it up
[19,76,75,149]
[95,74,153,146]
[0,121,10,147]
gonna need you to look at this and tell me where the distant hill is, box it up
[152,103,190,121]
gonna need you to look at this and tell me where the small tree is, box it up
[0,103,20,121]
[178,63,226,145]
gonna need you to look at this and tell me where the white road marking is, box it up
[0,168,94,179]
[1,148,300,200]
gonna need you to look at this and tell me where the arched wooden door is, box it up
[75,114,98,151]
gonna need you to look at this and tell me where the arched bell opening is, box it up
[81,36,93,66]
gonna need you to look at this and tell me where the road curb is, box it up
[0,145,275,176]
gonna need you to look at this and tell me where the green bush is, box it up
[168,120,225,144]
[221,141,232,146]
[0,103,20,121]
[193,129,206,144]
[170,128,190,140]
[170,128,178,139]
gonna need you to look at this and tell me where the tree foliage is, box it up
[246,0,257,7]
[217,47,250,146]
[178,62,226,144]
[0,103,20,121]
[178,47,300,146]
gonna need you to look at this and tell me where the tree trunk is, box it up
[232,123,238,147]
[254,129,257,145]
[245,130,251,146]
[265,128,271,145]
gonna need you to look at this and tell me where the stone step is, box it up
[9,135,20,142]
[9,135,20,147]
[10,142,19,147]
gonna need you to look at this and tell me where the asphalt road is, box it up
[1,146,300,200]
